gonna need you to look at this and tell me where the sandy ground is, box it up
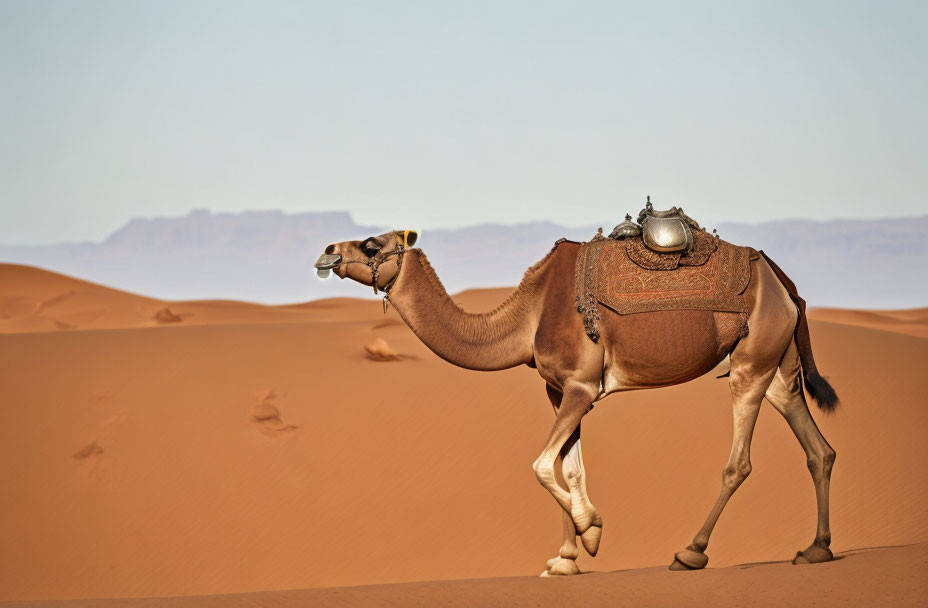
[4,543,925,607]
[1,263,926,605]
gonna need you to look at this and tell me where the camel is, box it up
[315,228,838,576]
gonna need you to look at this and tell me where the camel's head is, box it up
[315,229,419,290]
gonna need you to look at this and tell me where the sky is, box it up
[0,0,925,245]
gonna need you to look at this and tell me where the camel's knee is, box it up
[765,360,805,413]
[807,447,836,479]
[825,447,837,473]
[533,457,555,487]
[722,460,752,491]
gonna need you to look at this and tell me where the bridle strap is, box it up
[338,244,406,295]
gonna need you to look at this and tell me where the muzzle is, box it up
[314,253,342,278]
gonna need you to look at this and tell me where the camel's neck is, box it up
[386,249,548,371]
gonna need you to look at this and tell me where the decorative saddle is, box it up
[574,198,758,342]
[610,196,705,253]
[605,197,721,270]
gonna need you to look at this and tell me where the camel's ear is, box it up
[401,230,419,247]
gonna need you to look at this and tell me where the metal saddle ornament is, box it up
[608,214,641,240]
[636,196,703,254]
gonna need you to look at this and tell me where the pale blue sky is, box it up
[1,0,925,244]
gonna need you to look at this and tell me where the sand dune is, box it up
[0,264,926,604]
[809,307,928,338]
[0,264,373,333]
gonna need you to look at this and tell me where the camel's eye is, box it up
[360,237,382,257]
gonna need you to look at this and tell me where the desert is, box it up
[4,1,926,604]
[0,263,926,606]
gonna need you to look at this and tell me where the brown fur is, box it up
[323,231,840,574]
[760,251,840,412]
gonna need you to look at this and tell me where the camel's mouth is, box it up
[314,253,342,278]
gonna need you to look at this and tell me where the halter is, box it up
[337,240,407,296]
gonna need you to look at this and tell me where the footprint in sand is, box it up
[73,441,105,475]
[153,307,184,323]
[250,391,297,437]
[364,337,409,362]
[73,442,104,460]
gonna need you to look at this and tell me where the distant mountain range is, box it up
[2,209,925,308]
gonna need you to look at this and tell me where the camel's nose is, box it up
[314,244,342,278]
[315,252,342,268]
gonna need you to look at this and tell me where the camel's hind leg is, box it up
[669,365,772,570]
[765,339,836,564]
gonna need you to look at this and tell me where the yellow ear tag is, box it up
[402,230,411,248]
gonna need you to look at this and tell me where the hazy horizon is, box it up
[5,205,928,248]
[2,1,926,245]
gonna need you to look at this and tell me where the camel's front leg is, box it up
[562,432,602,556]
[540,387,582,577]
[534,381,602,576]
[542,508,581,576]
[542,427,587,577]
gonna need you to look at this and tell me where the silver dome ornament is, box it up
[635,196,701,254]
[641,214,693,253]
[608,214,642,240]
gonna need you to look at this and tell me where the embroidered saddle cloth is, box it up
[574,232,758,341]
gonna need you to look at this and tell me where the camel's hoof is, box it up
[580,523,603,556]
[792,544,833,565]
[573,509,603,557]
[540,557,580,577]
[669,549,708,571]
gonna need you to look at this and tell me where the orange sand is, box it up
[0,264,926,604]
[7,543,925,607]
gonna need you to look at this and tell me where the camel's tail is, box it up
[760,251,839,413]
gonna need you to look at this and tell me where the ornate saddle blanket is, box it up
[574,232,759,342]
